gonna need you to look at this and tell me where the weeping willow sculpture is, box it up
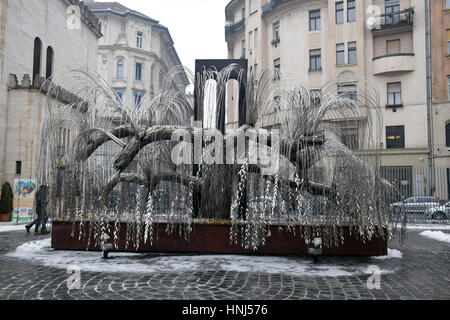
[38,64,402,251]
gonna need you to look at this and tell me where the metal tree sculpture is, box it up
[38,65,399,251]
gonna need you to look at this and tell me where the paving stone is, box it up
[0,228,449,299]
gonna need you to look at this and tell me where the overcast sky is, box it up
[96,0,230,73]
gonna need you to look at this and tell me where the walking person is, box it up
[25,185,49,235]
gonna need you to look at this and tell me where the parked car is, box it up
[425,202,449,220]
[391,196,440,214]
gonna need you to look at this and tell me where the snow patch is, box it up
[419,230,450,244]
[372,248,403,260]
[7,239,394,277]
[0,222,29,233]
[406,224,450,231]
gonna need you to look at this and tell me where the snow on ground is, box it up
[0,222,28,233]
[406,224,450,231]
[6,239,395,277]
[372,248,403,260]
[419,230,450,244]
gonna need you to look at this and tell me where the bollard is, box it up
[100,232,112,259]
[308,237,322,264]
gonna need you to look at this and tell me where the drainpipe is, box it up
[425,0,434,196]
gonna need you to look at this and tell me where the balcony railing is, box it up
[225,19,245,37]
[262,0,294,16]
[370,8,414,32]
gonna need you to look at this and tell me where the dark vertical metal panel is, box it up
[193,59,248,218]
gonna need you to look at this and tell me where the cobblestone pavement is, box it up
[0,226,448,300]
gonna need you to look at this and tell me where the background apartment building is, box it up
[225,0,433,198]
[87,1,189,109]
[430,0,450,199]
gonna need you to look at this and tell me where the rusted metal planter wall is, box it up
[51,221,388,256]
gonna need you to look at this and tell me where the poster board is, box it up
[13,179,36,222]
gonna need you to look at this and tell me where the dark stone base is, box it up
[51,221,388,256]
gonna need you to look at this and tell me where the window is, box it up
[16,161,22,175]
[336,2,344,24]
[250,0,257,14]
[347,0,356,22]
[274,58,280,70]
[386,39,401,55]
[116,91,123,101]
[46,47,54,79]
[446,30,450,55]
[249,31,253,50]
[341,128,359,150]
[137,31,143,49]
[338,84,357,102]
[310,89,321,106]
[348,42,357,64]
[274,58,281,80]
[273,21,280,42]
[385,0,400,25]
[33,37,42,83]
[309,10,321,31]
[135,63,142,81]
[386,126,405,149]
[56,127,66,157]
[117,60,124,79]
[241,39,246,58]
[56,167,65,197]
[254,28,258,48]
[241,7,246,20]
[134,93,143,107]
[387,82,402,106]
[446,122,450,147]
[254,64,258,77]
[448,76,450,100]
[336,43,345,65]
[309,49,321,71]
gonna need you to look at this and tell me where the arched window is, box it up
[117,59,124,79]
[446,122,450,147]
[46,46,54,79]
[33,37,42,83]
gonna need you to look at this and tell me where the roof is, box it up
[87,1,159,23]
[225,0,243,20]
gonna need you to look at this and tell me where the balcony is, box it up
[225,19,245,38]
[372,53,415,75]
[370,8,414,34]
[262,0,294,17]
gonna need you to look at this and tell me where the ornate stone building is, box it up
[86,1,189,108]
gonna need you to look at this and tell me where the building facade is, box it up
[87,1,189,109]
[430,0,450,199]
[0,0,101,189]
[225,0,434,198]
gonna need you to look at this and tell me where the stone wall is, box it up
[2,74,86,187]
[0,0,100,185]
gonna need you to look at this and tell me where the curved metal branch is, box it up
[101,171,203,207]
